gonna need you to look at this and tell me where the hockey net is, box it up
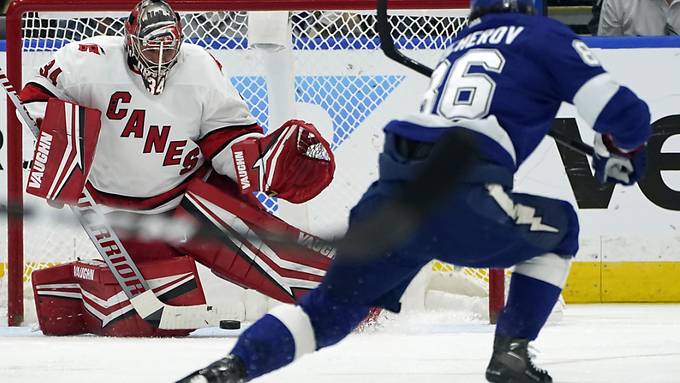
[1,0,509,327]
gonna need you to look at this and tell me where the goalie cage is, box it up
[1,0,515,328]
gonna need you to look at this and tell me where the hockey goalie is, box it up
[20,0,336,336]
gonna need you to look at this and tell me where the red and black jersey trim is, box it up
[199,123,262,160]
[20,82,57,104]
[86,165,210,212]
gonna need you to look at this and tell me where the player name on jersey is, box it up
[451,25,525,52]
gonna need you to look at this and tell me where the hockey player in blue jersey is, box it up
[177,1,650,382]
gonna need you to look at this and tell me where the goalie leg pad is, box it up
[176,178,332,304]
[32,256,207,337]
[26,98,102,205]
[32,262,88,336]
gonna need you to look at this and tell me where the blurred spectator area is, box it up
[0,2,594,42]
[2,0,7,39]
[547,0,595,35]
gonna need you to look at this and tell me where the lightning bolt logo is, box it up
[514,205,559,233]
[487,184,559,233]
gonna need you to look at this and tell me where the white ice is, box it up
[1,304,679,383]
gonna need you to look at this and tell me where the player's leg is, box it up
[177,270,427,383]
[469,187,577,339]
[174,132,469,382]
[432,184,577,383]
[178,178,434,383]
[425,183,577,338]
[485,193,577,383]
[184,255,430,383]
[227,182,433,378]
[229,255,428,373]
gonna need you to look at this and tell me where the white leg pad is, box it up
[268,304,317,360]
[514,253,572,288]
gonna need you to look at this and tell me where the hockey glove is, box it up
[592,133,646,186]
[231,119,335,203]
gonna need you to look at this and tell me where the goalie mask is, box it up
[125,0,182,95]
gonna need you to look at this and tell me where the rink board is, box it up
[1,37,680,303]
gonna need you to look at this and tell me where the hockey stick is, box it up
[0,127,478,260]
[376,0,595,157]
[0,68,237,330]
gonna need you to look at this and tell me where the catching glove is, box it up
[231,119,335,203]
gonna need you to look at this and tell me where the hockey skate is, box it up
[485,335,552,383]
[176,355,247,383]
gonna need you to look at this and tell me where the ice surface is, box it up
[1,304,679,382]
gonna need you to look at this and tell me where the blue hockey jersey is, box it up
[385,13,651,171]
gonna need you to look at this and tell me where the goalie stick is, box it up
[0,128,479,259]
[0,67,237,330]
[376,0,595,157]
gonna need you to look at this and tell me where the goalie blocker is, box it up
[26,98,101,205]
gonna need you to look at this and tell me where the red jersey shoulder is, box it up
[77,43,106,56]
[206,51,223,72]
[63,36,123,60]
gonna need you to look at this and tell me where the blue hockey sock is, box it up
[230,314,296,379]
[229,287,370,380]
[495,273,562,340]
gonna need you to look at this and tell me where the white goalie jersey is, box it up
[21,35,261,213]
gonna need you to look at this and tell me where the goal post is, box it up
[3,0,508,328]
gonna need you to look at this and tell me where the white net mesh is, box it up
[21,10,468,51]
[2,8,502,325]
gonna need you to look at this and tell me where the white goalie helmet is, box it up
[124,0,183,95]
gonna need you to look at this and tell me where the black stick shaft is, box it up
[376,0,595,157]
